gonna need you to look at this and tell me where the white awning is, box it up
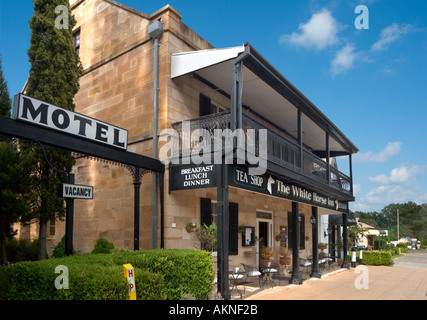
[171,46,245,79]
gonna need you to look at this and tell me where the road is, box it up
[246,250,427,300]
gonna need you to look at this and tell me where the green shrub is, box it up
[110,249,215,300]
[0,253,164,300]
[92,237,114,254]
[5,238,39,263]
[52,236,77,258]
[0,265,13,300]
[0,249,212,300]
[5,258,128,300]
[134,268,166,300]
[361,251,392,266]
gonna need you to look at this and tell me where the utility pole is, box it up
[397,208,399,241]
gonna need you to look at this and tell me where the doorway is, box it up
[256,210,273,265]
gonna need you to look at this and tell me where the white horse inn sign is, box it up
[170,164,348,212]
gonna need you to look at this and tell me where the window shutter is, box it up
[288,212,305,250]
[199,94,212,116]
[200,198,238,255]
[287,211,293,249]
[299,214,305,249]
[200,198,212,227]
[229,202,239,255]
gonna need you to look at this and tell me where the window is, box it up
[199,94,226,116]
[200,198,238,255]
[73,29,80,56]
[47,217,56,239]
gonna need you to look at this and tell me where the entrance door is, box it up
[256,211,273,266]
[258,221,270,247]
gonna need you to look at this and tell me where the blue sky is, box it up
[1,0,426,213]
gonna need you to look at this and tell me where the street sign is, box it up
[59,183,93,199]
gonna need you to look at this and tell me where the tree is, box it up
[0,142,30,265]
[347,222,367,247]
[0,56,30,265]
[354,211,379,228]
[381,202,427,240]
[399,202,426,238]
[357,202,427,241]
[0,55,11,117]
[25,0,82,260]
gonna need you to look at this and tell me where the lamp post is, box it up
[351,247,357,268]
[310,208,321,278]
[327,226,332,260]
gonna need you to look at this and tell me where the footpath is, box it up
[245,251,427,300]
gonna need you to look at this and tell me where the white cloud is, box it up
[371,23,412,51]
[353,180,427,212]
[353,162,427,212]
[364,184,427,207]
[280,9,340,50]
[353,142,402,163]
[368,164,427,184]
[353,184,362,197]
[381,66,394,75]
[330,43,357,75]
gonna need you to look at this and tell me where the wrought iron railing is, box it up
[171,110,352,195]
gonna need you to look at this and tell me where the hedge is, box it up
[109,249,215,300]
[0,254,165,300]
[360,251,392,266]
[0,249,214,300]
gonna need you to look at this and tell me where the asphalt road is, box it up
[246,250,427,300]
[393,250,427,268]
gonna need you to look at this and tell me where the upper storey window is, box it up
[73,29,80,56]
[199,94,226,116]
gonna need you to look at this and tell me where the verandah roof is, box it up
[171,43,358,157]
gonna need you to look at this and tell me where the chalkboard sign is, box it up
[280,226,287,248]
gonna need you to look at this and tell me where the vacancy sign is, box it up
[59,183,93,200]
[123,264,136,300]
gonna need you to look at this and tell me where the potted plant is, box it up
[185,222,197,233]
[279,246,291,266]
[275,232,283,242]
[259,244,275,265]
[196,223,217,252]
[318,243,328,251]
[335,236,343,266]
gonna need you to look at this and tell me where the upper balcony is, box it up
[171,110,353,199]
[171,42,358,202]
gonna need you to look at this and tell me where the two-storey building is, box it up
[19,0,358,298]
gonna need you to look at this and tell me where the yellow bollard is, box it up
[123,264,136,300]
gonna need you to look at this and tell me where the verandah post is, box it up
[290,201,302,284]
